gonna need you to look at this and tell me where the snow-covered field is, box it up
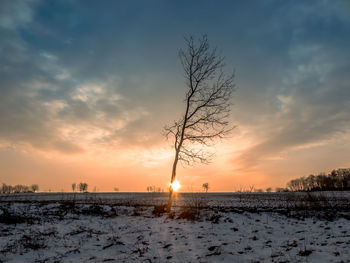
[1,191,350,208]
[1,193,350,262]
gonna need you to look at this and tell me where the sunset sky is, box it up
[1,0,350,192]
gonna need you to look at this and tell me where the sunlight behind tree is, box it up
[170,179,181,192]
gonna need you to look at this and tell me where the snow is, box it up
[1,191,350,208]
[1,194,350,262]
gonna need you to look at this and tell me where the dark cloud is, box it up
[235,43,350,168]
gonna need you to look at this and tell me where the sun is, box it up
[170,179,181,192]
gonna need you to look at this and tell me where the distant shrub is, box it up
[146,186,163,192]
[31,184,39,192]
[0,183,39,194]
[202,183,209,192]
[79,182,88,192]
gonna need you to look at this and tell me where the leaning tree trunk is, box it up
[166,151,179,213]
[166,96,190,213]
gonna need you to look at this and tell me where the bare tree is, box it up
[164,35,235,212]
[31,184,39,193]
[248,185,255,193]
[202,183,209,193]
[79,182,88,193]
[72,183,76,192]
[13,184,30,193]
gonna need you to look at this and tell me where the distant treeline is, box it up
[0,183,39,193]
[287,168,350,192]
[146,186,164,193]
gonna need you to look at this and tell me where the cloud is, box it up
[0,24,154,154]
[234,39,350,169]
[0,0,36,30]
[0,32,164,154]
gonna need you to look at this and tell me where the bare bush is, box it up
[79,182,88,192]
[178,193,208,220]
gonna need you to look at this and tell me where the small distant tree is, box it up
[72,183,76,192]
[1,183,11,193]
[202,183,209,193]
[146,186,163,193]
[79,182,88,192]
[114,187,119,192]
[31,184,39,193]
[14,184,24,193]
[266,187,272,193]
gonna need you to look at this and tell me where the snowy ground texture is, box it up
[1,193,350,263]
